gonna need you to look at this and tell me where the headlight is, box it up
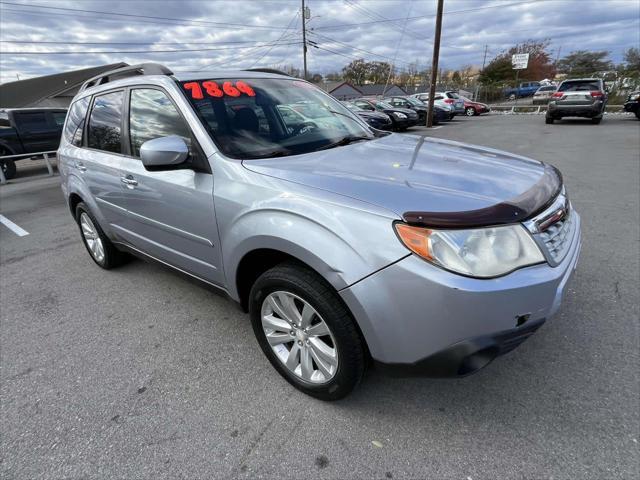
[394,223,545,278]
[630,93,640,101]
[393,112,407,119]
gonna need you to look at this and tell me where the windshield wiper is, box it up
[243,149,292,159]
[314,135,371,152]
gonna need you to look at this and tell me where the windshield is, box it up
[181,78,373,159]
[342,102,363,112]
[375,101,394,109]
[405,97,424,106]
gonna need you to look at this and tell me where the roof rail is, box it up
[243,68,291,77]
[79,63,173,92]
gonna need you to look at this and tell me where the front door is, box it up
[118,87,223,286]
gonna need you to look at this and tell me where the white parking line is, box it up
[0,214,29,237]
[430,126,443,130]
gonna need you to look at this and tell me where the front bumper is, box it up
[340,212,581,376]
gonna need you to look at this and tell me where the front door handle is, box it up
[121,176,138,188]
[75,162,87,172]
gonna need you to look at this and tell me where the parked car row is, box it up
[340,90,491,131]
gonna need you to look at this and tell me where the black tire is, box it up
[591,117,602,125]
[249,261,366,401]
[545,116,554,124]
[465,107,476,117]
[1,158,16,180]
[75,202,128,269]
[635,111,640,120]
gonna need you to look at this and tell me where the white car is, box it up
[411,93,457,116]
[533,85,558,105]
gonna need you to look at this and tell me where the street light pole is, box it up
[426,0,444,128]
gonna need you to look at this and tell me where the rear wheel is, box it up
[509,94,516,101]
[465,107,476,117]
[249,262,366,400]
[75,202,128,269]
[635,111,640,120]
[591,117,602,125]
[1,158,16,180]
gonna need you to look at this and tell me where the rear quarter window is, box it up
[63,98,90,146]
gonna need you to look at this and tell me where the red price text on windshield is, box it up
[182,81,255,99]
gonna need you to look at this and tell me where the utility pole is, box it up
[301,0,308,80]
[426,0,444,128]
[474,44,488,101]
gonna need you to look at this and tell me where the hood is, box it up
[242,134,561,228]
[357,111,389,120]
[382,106,416,116]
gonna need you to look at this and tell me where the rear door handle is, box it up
[121,176,138,188]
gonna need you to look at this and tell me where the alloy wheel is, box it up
[261,291,338,384]
[80,212,105,263]
[465,107,475,116]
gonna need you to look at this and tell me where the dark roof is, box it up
[320,81,362,93]
[357,84,407,96]
[0,63,128,108]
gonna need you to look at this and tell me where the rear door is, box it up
[118,86,223,285]
[76,90,129,232]
[12,111,59,153]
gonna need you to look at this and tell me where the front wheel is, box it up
[545,116,554,124]
[508,94,516,101]
[249,262,366,400]
[635,111,640,120]
[465,107,476,117]
[591,117,602,125]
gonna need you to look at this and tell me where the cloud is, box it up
[0,0,638,83]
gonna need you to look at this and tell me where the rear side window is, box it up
[559,81,601,92]
[0,112,9,127]
[63,98,90,146]
[51,111,67,127]
[14,112,48,131]
[128,88,192,157]
[88,91,123,153]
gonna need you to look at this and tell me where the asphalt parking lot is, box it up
[1,114,639,479]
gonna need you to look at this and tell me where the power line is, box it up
[1,40,302,55]
[0,39,279,46]
[315,0,546,30]
[0,2,298,30]
[250,10,300,68]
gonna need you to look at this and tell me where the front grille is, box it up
[539,207,574,264]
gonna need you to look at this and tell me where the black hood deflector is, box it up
[403,164,562,229]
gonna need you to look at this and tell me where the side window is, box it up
[63,97,90,147]
[129,88,192,157]
[0,112,9,127]
[88,91,123,153]
[51,111,67,127]
[14,112,49,132]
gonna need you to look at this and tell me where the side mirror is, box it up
[140,136,189,169]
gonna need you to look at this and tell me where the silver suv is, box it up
[546,78,607,124]
[59,63,582,400]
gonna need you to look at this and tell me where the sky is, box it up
[0,0,639,84]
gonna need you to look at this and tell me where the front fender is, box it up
[222,206,407,301]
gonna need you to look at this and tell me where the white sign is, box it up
[512,53,530,70]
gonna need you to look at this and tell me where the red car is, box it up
[460,96,491,116]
